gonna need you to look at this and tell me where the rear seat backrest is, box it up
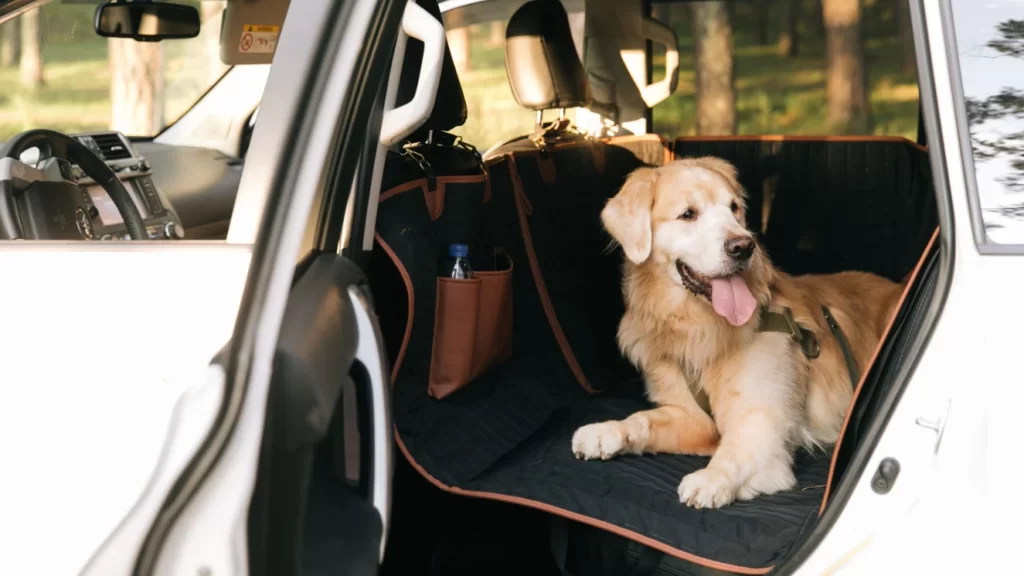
[374,0,489,368]
[673,137,938,282]
[482,0,661,392]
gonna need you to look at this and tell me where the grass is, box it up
[0,45,224,139]
[652,36,919,139]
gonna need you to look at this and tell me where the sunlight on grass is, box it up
[0,50,218,140]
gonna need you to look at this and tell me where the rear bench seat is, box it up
[372,1,939,573]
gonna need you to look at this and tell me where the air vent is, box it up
[88,133,133,161]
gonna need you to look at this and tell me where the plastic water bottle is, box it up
[445,243,474,279]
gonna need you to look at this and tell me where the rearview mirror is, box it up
[94,1,201,41]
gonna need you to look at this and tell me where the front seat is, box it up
[484,0,593,159]
[371,0,493,370]
[484,0,670,169]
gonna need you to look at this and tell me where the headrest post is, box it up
[535,110,544,128]
[559,108,566,120]
[427,129,434,144]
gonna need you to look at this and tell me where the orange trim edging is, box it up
[375,233,414,385]
[818,228,939,513]
[378,232,770,573]
[672,134,928,154]
[506,154,595,394]
[392,431,772,575]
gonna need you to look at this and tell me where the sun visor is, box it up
[220,0,291,65]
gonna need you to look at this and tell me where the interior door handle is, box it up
[639,16,680,107]
[379,0,446,147]
[347,285,393,561]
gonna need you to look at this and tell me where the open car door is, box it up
[246,257,392,575]
[76,0,428,574]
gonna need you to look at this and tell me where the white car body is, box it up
[0,0,1014,574]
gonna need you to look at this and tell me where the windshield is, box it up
[0,0,228,140]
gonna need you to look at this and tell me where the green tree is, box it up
[963,20,1024,226]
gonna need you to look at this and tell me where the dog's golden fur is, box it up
[571,157,903,508]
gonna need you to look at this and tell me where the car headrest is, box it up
[505,0,591,111]
[394,0,468,142]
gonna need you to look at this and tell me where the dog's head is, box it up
[601,157,770,327]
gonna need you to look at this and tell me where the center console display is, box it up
[86,184,150,225]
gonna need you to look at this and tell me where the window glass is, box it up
[442,5,585,153]
[0,0,229,139]
[950,0,1024,244]
[650,0,919,139]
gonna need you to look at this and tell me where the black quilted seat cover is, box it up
[371,137,937,572]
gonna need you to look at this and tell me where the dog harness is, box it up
[757,306,860,387]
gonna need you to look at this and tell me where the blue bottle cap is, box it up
[449,243,469,258]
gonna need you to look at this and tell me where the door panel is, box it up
[248,254,390,576]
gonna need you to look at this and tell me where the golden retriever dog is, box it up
[571,157,903,509]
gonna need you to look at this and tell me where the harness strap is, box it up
[822,305,860,387]
[758,306,820,359]
[758,306,860,388]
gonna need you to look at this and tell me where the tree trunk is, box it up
[2,21,20,67]
[19,9,43,88]
[488,20,503,47]
[778,0,801,57]
[823,0,869,133]
[753,0,770,45]
[898,0,916,75]
[809,0,825,39]
[692,2,735,135]
[201,2,225,85]
[109,39,164,135]
[446,11,469,74]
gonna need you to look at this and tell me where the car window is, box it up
[949,0,1024,245]
[0,0,229,140]
[650,0,919,139]
[442,4,585,153]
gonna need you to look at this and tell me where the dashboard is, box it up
[9,131,186,241]
[19,131,244,241]
[132,140,243,240]
[1,130,244,241]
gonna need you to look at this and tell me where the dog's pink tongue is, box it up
[710,275,757,326]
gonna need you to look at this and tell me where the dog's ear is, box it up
[602,167,658,264]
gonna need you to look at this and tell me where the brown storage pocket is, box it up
[429,257,513,399]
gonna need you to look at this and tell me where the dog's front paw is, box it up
[678,468,737,509]
[572,421,627,460]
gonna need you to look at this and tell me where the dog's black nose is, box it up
[725,236,754,261]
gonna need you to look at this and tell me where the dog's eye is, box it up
[730,201,739,213]
[678,209,697,221]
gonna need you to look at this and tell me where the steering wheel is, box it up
[0,129,146,240]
